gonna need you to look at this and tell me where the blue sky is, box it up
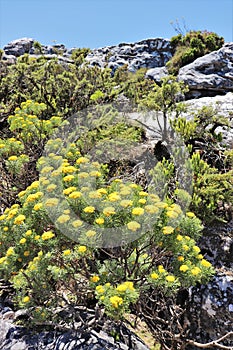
[0,0,232,49]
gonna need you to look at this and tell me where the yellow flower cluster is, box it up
[110,295,123,308]
[41,231,55,240]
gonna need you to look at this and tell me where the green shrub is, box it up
[167,30,224,74]
[0,104,214,326]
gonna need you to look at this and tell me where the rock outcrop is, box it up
[178,43,233,98]
[2,37,173,73]
[85,38,172,72]
[0,305,149,350]
[186,221,233,349]
[3,38,233,99]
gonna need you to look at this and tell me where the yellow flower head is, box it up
[108,192,121,202]
[103,206,116,216]
[177,256,184,262]
[89,171,101,177]
[6,247,14,256]
[95,218,105,225]
[22,296,30,303]
[162,226,174,235]
[117,284,128,293]
[57,214,70,224]
[14,214,26,225]
[166,210,179,219]
[46,184,57,192]
[132,207,144,216]
[63,187,77,195]
[201,259,212,268]
[33,203,43,211]
[193,245,201,254]
[166,275,175,283]
[63,249,71,256]
[96,285,105,294]
[76,157,89,164]
[145,205,159,214]
[191,267,201,275]
[69,191,82,199]
[78,245,87,253]
[186,211,195,218]
[97,188,107,195]
[158,265,165,273]
[110,295,123,308]
[83,206,95,213]
[90,275,100,283]
[72,220,83,228]
[180,264,189,272]
[86,230,96,238]
[19,238,27,244]
[120,200,133,208]
[63,175,75,182]
[88,191,102,199]
[8,155,18,161]
[176,234,183,241]
[138,199,146,204]
[151,272,159,280]
[41,231,55,240]
[127,221,141,232]
[139,191,148,197]
[45,198,59,207]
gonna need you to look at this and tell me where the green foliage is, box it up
[0,101,63,207]
[167,30,224,74]
[139,75,188,139]
[0,54,118,120]
[71,47,91,64]
[170,105,232,222]
[33,41,43,55]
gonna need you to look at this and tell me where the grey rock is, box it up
[1,53,17,64]
[185,221,233,348]
[3,38,34,56]
[0,308,149,350]
[183,92,233,148]
[85,38,172,72]
[178,42,233,98]
[145,66,168,83]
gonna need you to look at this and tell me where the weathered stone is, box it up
[3,38,34,56]
[85,38,173,72]
[0,306,149,350]
[183,92,233,148]
[145,66,168,83]
[186,221,233,349]
[1,53,17,64]
[178,43,233,98]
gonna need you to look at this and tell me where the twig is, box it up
[186,331,233,349]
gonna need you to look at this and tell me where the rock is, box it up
[178,42,233,98]
[145,66,168,83]
[85,38,172,72]
[183,92,233,148]
[186,221,233,348]
[3,38,34,57]
[0,305,149,350]
[2,37,172,73]
[1,53,17,64]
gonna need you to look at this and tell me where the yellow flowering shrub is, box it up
[0,104,215,330]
